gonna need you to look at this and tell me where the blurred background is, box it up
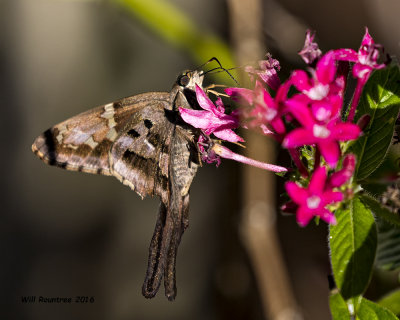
[1,0,399,319]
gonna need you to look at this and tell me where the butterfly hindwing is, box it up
[110,101,175,202]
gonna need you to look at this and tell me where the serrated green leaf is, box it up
[376,219,400,271]
[378,289,400,316]
[360,195,400,271]
[352,65,400,181]
[356,297,398,319]
[329,196,377,304]
[360,194,400,228]
[330,292,352,320]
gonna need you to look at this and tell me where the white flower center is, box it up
[306,83,329,100]
[315,107,331,121]
[313,124,331,138]
[307,195,321,209]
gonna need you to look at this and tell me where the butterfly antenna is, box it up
[197,57,240,86]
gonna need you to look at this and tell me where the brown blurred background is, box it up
[1,0,399,319]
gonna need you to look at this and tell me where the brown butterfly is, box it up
[32,70,206,301]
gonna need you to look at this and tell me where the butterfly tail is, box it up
[163,193,190,301]
[142,201,172,298]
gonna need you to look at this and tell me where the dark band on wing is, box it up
[32,128,112,175]
[122,150,169,192]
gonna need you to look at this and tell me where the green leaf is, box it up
[352,65,400,181]
[360,196,400,271]
[378,289,400,316]
[360,194,400,228]
[376,219,400,271]
[330,292,351,320]
[356,297,399,319]
[329,196,377,304]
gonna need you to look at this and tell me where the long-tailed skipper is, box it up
[32,70,206,301]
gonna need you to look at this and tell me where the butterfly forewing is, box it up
[32,92,171,177]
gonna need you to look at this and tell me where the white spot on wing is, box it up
[101,103,117,128]
[144,139,155,153]
[106,127,118,141]
[84,136,99,148]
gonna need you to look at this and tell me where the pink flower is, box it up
[179,84,244,143]
[244,53,281,91]
[226,80,291,136]
[283,98,360,168]
[250,80,290,135]
[284,52,360,168]
[327,154,356,188]
[334,27,386,82]
[290,51,344,104]
[334,28,387,122]
[298,30,322,65]
[225,87,254,105]
[285,166,343,226]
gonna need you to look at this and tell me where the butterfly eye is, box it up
[177,74,190,87]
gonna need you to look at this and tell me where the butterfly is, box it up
[32,70,207,301]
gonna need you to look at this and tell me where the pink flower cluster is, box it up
[179,28,386,226]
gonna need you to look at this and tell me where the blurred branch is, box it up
[114,0,236,82]
[226,0,302,319]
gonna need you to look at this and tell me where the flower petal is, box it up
[213,128,244,143]
[352,64,372,80]
[270,117,286,135]
[275,78,292,104]
[286,94,314,127]
[195,84,217,113]
[332,123,361,141]
[263,88,276,111]
[179,108,215,129]
[328,154,356,187]
[283,128,316,148]
[298,30,322,65]
[260,124,274,135]
[316,51,336,84]
[215,97,225,113]
[333,48,358,62]
[246,54,281,91]
[311,95,342,122]
[225,87,254,105]
[286,182,308,205]
[318,208,337,225]
[296,206,314,227]
[311,100,334,122]
[322,190,343,205]
[318,140,340,168]
[291,70,311,92]
[361,27,373,47]
[308,166,327,194]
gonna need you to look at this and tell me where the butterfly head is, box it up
[176,70,204,92]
